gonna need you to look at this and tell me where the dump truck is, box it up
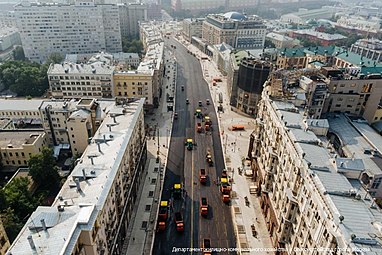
[199,169,207,184]
[185,138,193,150]
[197,122,202,133]
[195,109,203,119]
[203,239,212,255]
[174,212,184,232]
[200,197,208,216]
[220,177,231,203]
[157,201,168,231]
[206,152,213,167]
[173,183,182,199]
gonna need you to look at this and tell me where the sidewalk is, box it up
[177,37,274,254]
[121,49,175,255]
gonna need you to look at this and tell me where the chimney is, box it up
[27,236,36,250]
[97,142,102,153]
[103,134,106,143]
[40,219,47,231]
[89,156,94,165]
[112,115,117,123]
[75,178,81,191]
[107,124,112,132]
[82,169,86,179]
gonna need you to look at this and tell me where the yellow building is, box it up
[113,71,153,106]
[0,131,47,167]
[0,218,10,255]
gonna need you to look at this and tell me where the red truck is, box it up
[220,178,231,203]
[199,169,207,184]
[200,197,208,216]
[157,201,168,231]
[174,212,184,232]
[197,122,202,133]
[203,239,212,255]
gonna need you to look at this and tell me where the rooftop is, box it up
[269,99,382,254]
[293,29,347,41]
[7,99,145,255]
[0,131,44,148]
[266,32,295,42]
[0,99,43,112]
[48,62,115,75]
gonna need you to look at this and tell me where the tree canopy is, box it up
[46,52,64,65]
[0,61,49,97]
[28,147,60,189]
[122,37,143,54]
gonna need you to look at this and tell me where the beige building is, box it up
[182,18,204,42]
[7,98,147,255]
[48,62,115,99]
[0,218,10,255]
[0,100,42,121]
[0,131,47,167]
[266,32,300,49]
[202,12,266,49]
[248,87,382,253]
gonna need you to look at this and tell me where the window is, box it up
[141,221,148,229]
[148,191,154,197]
[151,178,156,184]
[145,205,151,211]
[15,152,19,157]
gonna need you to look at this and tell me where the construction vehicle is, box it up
[206,151,213,167]
[200,197,208,216]
[199,169,207,184]
[220,177,231,203]
[173,183,182,199]
[195,109,203,119]
[205,116,212,131]
[197,122,202,133]
[185,138,193,150]
[157,201,169,231]
[174,212,184,232]
[202,239,212,255]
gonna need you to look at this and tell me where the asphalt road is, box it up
[153,37,236,255]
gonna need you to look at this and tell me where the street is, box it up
[153,37,236,254]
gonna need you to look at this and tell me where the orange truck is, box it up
[174,212,184,232]
[197,122,202,133]
[157,201,168,231]
[203,239,212,255]
[199,169,207,184]
[220,177,231,203]
[200,197,208,216]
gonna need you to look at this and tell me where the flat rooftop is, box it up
[7,99,145,255]
[0,99,43,112]
[0,131,43,148]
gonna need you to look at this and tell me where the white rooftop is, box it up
[48,62,115,75]
[0,99,43,111]
[7,99,145,255]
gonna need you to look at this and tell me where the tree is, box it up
[122,37,143,54]
[0,208,24,242]
[28,147,60,189]
[46,52,64,65]
[13,46,25,61]
[0,61,49,96]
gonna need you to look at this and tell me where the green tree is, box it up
[28,147,60,189]
[0,208,24,242]
[122,37,143,54]
[0,61,49,96]
[12,46,25,61]
[46,52,64,64]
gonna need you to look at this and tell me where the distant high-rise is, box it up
[14,1,122,63]
[119,3,148,38]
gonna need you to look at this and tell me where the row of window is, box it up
[4,159,28,166]
[0,111,38,116]
[3,152,30,157]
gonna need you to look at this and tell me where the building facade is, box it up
[202,12,266,49]
[0,131,48,167]
[119,3,148,38]
[7,99,147,255]
[350,38,382,63]
[48,62,115,99]
[266,32,300,49]
[248,86,382,254]
[14,1,122,63]
[182,18,204,42]
[0,219,10,255]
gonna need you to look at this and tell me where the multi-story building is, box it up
[248,87,382,253]
[39,98,115,155]
[236,58,272,115]
[7,99,147,255]
[350,38,382,63]
[0,219,10,255]
[65,52,140,69]
[48,62,115,99]
[291,29,347,47]
[113,70,154,107]
[336,15,382,35]
[266,32,300,49]
[280,8,335,24]
[182,18,204,42]
[0,99,43,122]
[0,131,48,167]
[172,0,259,13]
[0,26,21,52]
[119,3,148,38]
[202,12,266,49]
[14,1,122,63]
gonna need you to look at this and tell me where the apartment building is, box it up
[202,12,266,49]
[113,70,154,106]
[171,0,259,13]
[266,32,300,49]
[0,100,43,121]
[65,52,140,69]
[7,99,147,255]
[39,98,115,155]
[48,62,115,99]
[248,87,382,253]
[182,18,204,42]
[291,29,347,47]
[14,1,122,63]
[0,131,48,167]
[140,21,163,50]
[280,8,335,24]
[0,26,21,52]
[336,15,381,35]
[119,3,148,38]
[0,219,10,255]
[350,38,382,63]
